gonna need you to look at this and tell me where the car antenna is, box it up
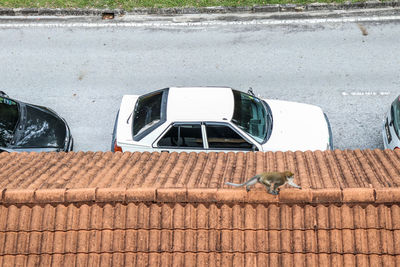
[248,87,255,96]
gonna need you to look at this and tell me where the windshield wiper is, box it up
[231,118,239,124]
[126,112,133,124]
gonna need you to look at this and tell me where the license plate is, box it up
[385,120,392,143]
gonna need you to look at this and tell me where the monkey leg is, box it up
[262,183,278,195]
[244,175,260,192]
[261,183,272,194]
[273,183,280,192]
[263,184,278,195]
[265,186,278,195]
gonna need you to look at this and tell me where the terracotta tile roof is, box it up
[1,186,400,205]
[1,150,400,266]
[1,202,400,265]
[1,149,400,190]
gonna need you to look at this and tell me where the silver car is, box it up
[382,95,400,150]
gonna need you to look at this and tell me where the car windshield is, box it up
[392,97,400,138]
[132,91,163,137]
[231,90,268,143]
[0,98,19,147]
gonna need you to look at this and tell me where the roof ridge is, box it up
[2,187,400,205]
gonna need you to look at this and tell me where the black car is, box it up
[0,92,73,152]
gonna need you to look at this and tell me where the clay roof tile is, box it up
[96,188,125,202]
[125,188,156,202]
[311,188,342,203]
[187,188,217,202]
[4,189,35,204]
[65,188,96,202]
[342,188,375,203]
[157,188,187,202]
[34,188,65,203]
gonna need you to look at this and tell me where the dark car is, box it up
[0,92,73,152]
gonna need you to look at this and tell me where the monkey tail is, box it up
[225,182,246,187]
[225,176,259,188]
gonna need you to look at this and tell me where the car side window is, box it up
[206,125,254,150]
[158,124,203,148]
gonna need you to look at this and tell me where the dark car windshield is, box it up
[132,89,167,140]
[392,97,400,138]
[0,98,19,147]
[231,90,269,143]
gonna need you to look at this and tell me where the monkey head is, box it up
[283,171,301,189]
[283,171,294,178]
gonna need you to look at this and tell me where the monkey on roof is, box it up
[225,171,301,195]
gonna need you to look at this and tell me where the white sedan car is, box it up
[112,87,333,152]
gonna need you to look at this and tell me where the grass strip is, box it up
[0,0,381,10]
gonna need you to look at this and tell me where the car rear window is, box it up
[132,89,167,140]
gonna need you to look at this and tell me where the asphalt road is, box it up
[1,10,400,151]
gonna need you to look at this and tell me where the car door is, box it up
[154,123,205,152]
[203,123,259,152]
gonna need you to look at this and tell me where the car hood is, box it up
[262,99,330,151]
[14,104,67,148]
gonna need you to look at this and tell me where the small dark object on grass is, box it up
[102,13,115,20]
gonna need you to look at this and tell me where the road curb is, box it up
[0,1,399,16]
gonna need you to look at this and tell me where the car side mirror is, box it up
[248,88,255,96]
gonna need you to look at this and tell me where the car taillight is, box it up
[113,140,122,152]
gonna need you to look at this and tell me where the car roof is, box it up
[166,87,235,121]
